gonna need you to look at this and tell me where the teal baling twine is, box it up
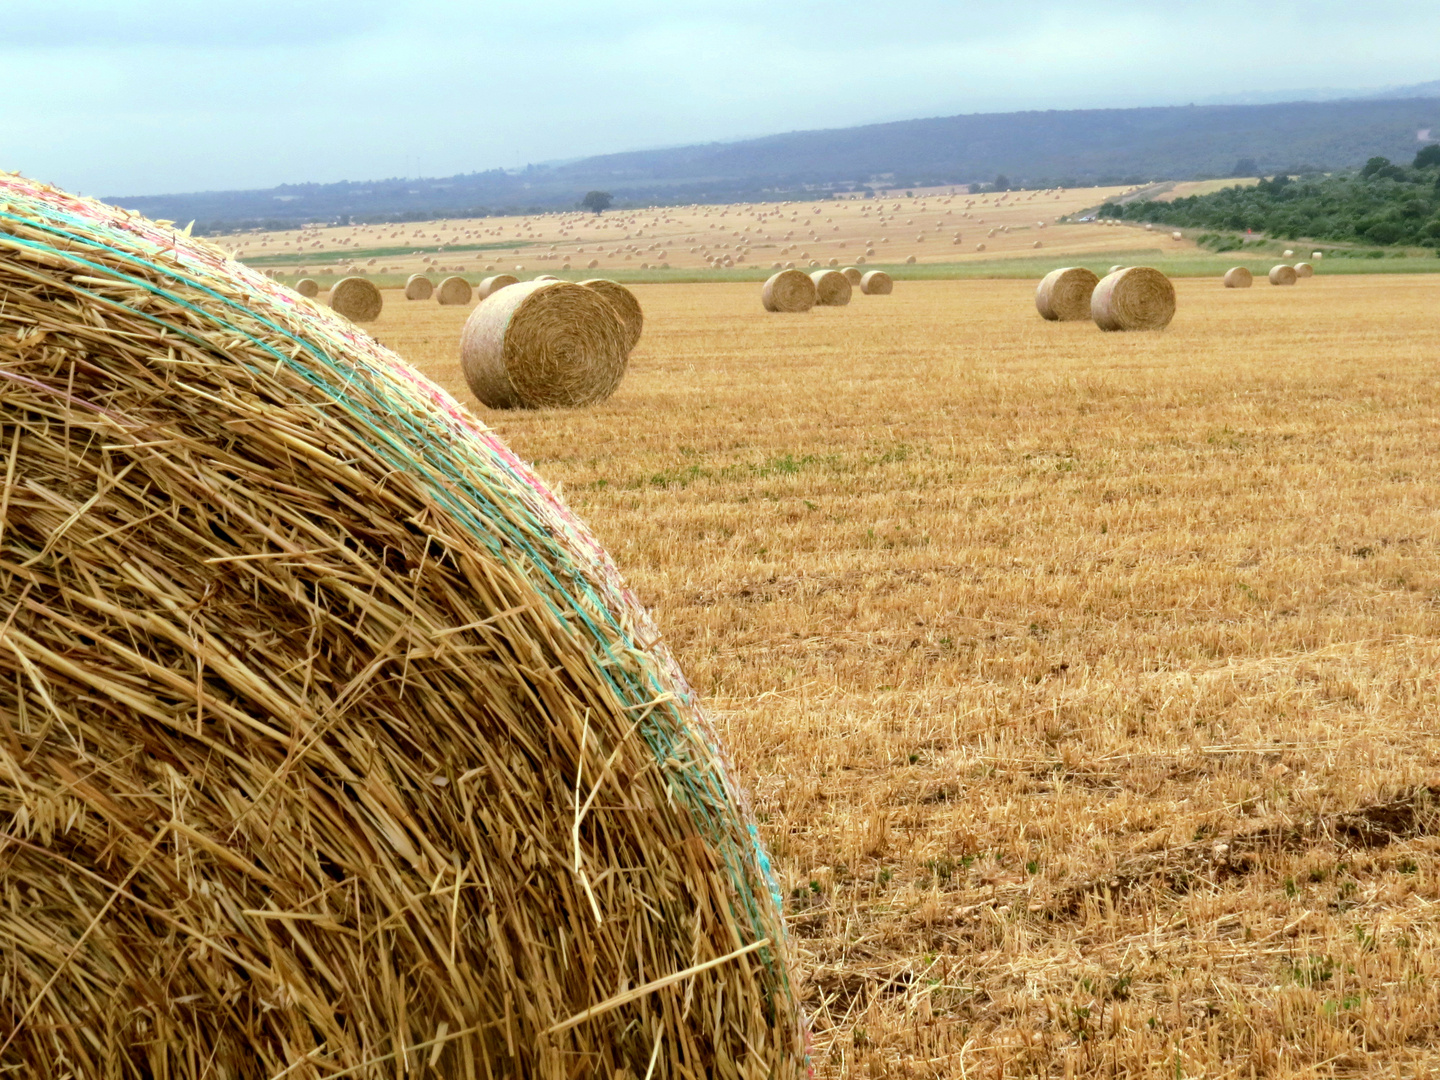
[0,201,790,981]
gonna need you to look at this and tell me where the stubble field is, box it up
[373,275,1440,1078]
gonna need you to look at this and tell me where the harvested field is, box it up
[373,273,1440,1078]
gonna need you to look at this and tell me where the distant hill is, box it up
[110,95,1440,232]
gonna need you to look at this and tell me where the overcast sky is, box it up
[2,1,1437,197]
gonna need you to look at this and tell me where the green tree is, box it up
[1415,144,1440,169]
[581,191,613,213]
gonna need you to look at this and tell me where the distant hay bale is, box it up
[295,277,320,298]
[1294,262,1314,278]
[580,279,644,353]
[1312,251,1324,259]
[1223,266,1254,288]
[841,266,863,286]
[975,243,986,251]
[1171,231,1183,240]
[0,175,801,1078]
[405,274,435,300]
[1035,266,1100,321]
[1283,249,1295,257]
[461,279,628,408]
[810,269,853,306]
[587,258,600,269]
[905,255,917,264]
[436,275,473,305]
[859,269,894,295]
[1268,264,1298,286]
[328,276,383,322]
[1091,266,1176,331]
[477,274,520,300]
[762,268,817,312]
[1032,240,1043,249]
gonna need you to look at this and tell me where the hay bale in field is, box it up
[477,273,519,300]
[1269,264,1298,286]
[810,268,853,306]
[1172,231,1183,240]
[905,254,917,264]
[1033,240,1043,249]
[1109,265,1126,275]
[1294,262,1314,278]
[859,269,894,295]
[1035,266,1100,321]
[1091,266,1176,331]
[534,274,560,282]
[405,273,434,300]
[841,266,863,286]
[580,279,644,353]
[1283,249,1295,257]
[328,276,383,322]
[462,280,628,409]
[295,277,320,298]
[436,275,473,305]
[1223,266,1254,288]
[976,243,987,251]
[0,176,803,1078]
[762,268,817,312]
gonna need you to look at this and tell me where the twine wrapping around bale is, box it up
[0,176,803,1078]
[761,269,817,312]
[328,276,383,322]
[1269,264,1298,286]
[436,275,473,305]
[841,266,863,286]
[810,268,853,306]
[580,279,644,353]
[461,279,629,409]
[405,273,434,300]
[1091,266,1176,331]
[295,277,320,298]
[1035,266,1099,321]
[1294,262,1314,278]
[477,273,519,300]
[1224,267,1254,289]
[859,270,893,295]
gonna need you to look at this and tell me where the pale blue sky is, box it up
[2,0,1436,196]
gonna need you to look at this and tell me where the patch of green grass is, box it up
[246,240,536,267]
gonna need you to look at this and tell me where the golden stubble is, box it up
[376,274,1440,1078]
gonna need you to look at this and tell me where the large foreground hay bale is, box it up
[1035,266,1099,321]
[762,268,817,312]
[1091,266,1176,331]
[580,278,644,353]
[860,269,894,295]
[436,274,473,305]
[1269,264,1298,286]
[405,273,434,300]
[328,276,382,322]
[477,273,519,300]
[0,177,802,1078]
[1224,267,1253,288]
[461,279,628,408]
[295,277,320,298]
[810,268,853,306]
[1294,261,1314,278]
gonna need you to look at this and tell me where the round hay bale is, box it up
[580,279,644,353]
[436,275,473,305]
[810,268,853,306]
[1283,249,1295,258]
[405,273,434,300]
[1269,264,1298,286]
[1032,240,1043,249]
[1109,265,1126,275]
[535,274,560,282]
[905,254,917,264]
[859,269,894,295]
[762,268,817,312]
[0,176,802,1077]
[1171,231,1183,240]
[328,276,382,322]
[1091,266,1176,331]
[1294,262,1314,278]
[1223,266,1254,288]
[461,280,627,409]
[841,266,863,286]
[295,277,320,298]
[1035,266,1100,321]
[477,273,519,300]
